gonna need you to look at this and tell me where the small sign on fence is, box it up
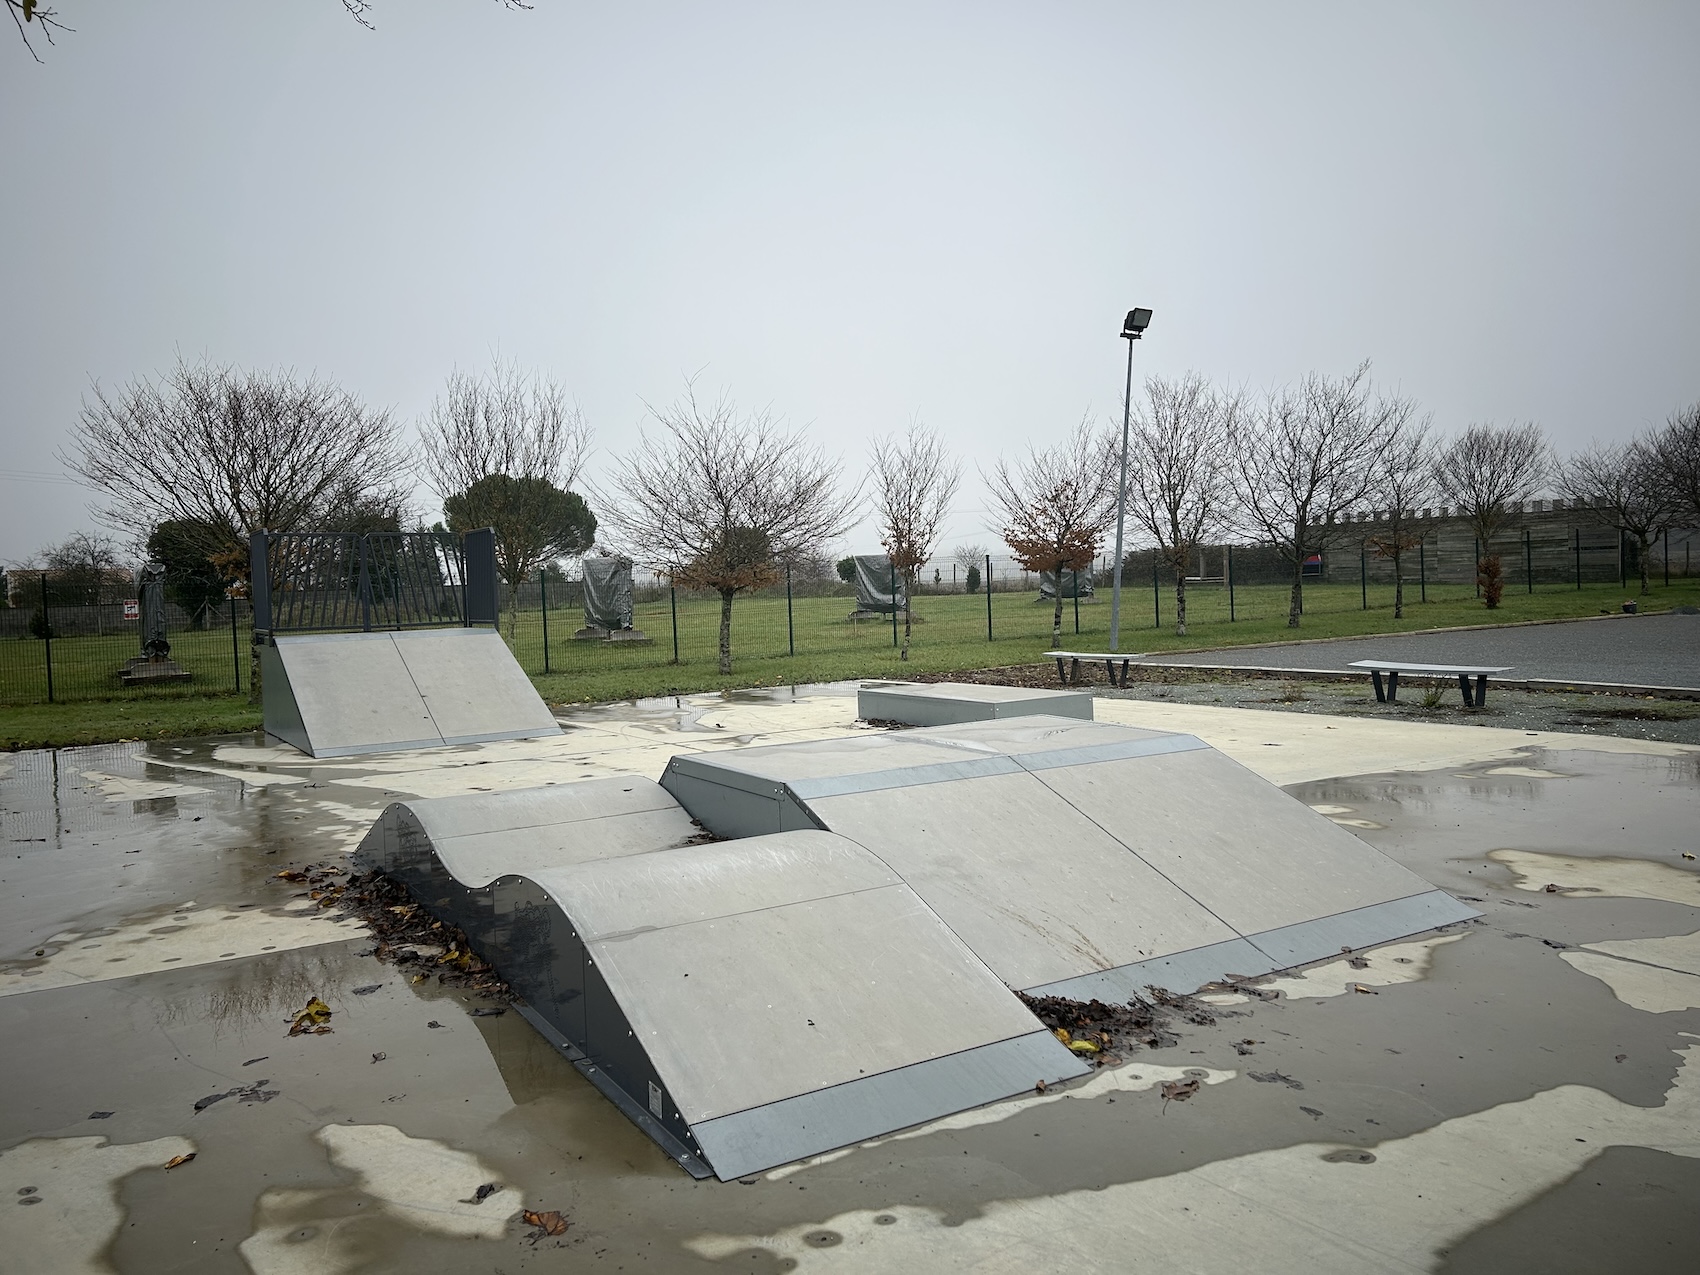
[122,599,140,621]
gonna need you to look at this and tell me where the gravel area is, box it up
[918,663,1700,747]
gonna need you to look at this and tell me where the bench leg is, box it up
[1370,670,1386,703]
[1054,658,1068,686]
[1119,659,1131,687]
[1070,658,1081,686]
[1475,674,1488,707]
[1387,670,1400,703]
[1457,673,1474,707]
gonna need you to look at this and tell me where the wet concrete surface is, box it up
[1,688,1697,1271]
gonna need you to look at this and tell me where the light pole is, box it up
[1108,307,1152,651]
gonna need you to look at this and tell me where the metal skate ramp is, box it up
[261,627,561,757]
[356,803,1088,1180]
[858,680,1093,726]
[660,716,1478,998]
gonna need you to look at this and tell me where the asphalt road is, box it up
[1146,612,1700,689]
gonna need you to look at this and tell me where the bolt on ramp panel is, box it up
[264,628,560,757]
[858,680,1094,726]
[356,794,1086,1180]
[660,715,1479,994]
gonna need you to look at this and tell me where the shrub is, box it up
[965,563,981,594]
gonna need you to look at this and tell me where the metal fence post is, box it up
[1151,554,1160,629]
[1360,544,1368,610]
[40,572,53,704]
[540,571,551,674]
[1664,528,1671,587]
[1419,537,1427,603]
[230,594,241,692]
[985,554,993,640]
[1574,527,1582,589]
[1227,543,1236,622]
[1073,569,1080,634]
[786,565,795,656]
[1619,530,1626,588]
[669,585,679,665]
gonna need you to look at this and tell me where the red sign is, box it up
[123,600,140,620]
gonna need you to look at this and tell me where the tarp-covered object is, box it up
[583,557,635,630]
[1039,570,1094,599]
[853,555,907,613]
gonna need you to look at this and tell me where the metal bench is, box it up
[1346,659,1514,708]
[1042,650,1146,688]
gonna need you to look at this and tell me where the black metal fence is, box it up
[1,571,253,705]
[250,528,493,632]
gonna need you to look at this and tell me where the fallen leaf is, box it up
[469,1007,506,1018]
[523,1209,569,1237]
[1347,956,1370,970]
[1066,1038,1101,1055]
[287,996,333,1037]
[1052,1028,1071,1045]
[1350,983,1379,994]
[1683,853,1696,861]
[1544,883,1560,893]
[427,1020,444,1029]
[371,1052,387,1064]
[1034,1079,1047,1094]
[87,1111,115,1120]
[460,1181,501,1205]
[163,1153,196,1170]
[1160,1077,1200,1104]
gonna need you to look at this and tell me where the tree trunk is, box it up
[1392,551,1405,620]
[900,572,913,662]
[1051,586,1064,646]
[1174,559,1188,637]
[1637,533,1652,594]
[1288,555,1304,628]
[717,589,735,675]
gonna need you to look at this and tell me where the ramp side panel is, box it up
[691,1029,1090,1181]
[272,633,443,755]
[1031,748,1440,937]
[589,884,1047,1124]
[392,628,561,744]
[659,765,784,839]
[805,774,1242,991]
[259,642,310,755]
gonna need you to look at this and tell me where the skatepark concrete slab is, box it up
[4,686,1700,1270]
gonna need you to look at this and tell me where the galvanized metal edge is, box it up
[785,754,1023,801]
[1010,733,1208,773]
[1244,890,1481,969]
[689,1029,1089,1181]
[1023,936,1277,1000]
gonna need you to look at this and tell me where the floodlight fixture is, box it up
[1121,307,1153,340]
[1109,304,1152,649]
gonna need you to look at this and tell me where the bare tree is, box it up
[1363,407,1438,619]
[1431,422,1549,609]
[951,542,987,589]
[1646,403,1700,528]
[985,421,1119,646]
[62,358,412,566]
[1125,372,1235,636]
[418,359,594,635]
[600,385,859,675]
[9,1,528,59]
[1227,362,1400,627]
[1555,438,1673,595]
[869,424,962,660]
[7,0,69,61]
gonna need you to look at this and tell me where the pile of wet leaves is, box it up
[276,863,514,1001]
[1019,986,1222,1066]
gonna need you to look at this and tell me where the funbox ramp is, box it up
[261,627,561,758]
[660,715,1479,1000]
[356,719,1474,1179]
[355,777,1090,1180]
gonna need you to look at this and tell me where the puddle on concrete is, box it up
[1198,934,1464,1005]
[1489,849,1700,907]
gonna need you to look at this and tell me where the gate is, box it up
[250,528,498,633]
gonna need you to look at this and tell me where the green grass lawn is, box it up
[3,576,1695,749]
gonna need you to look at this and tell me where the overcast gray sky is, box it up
[3,1,1696,564]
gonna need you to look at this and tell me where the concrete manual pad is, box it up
[264,628,560,758]
[858,679,1093,726]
